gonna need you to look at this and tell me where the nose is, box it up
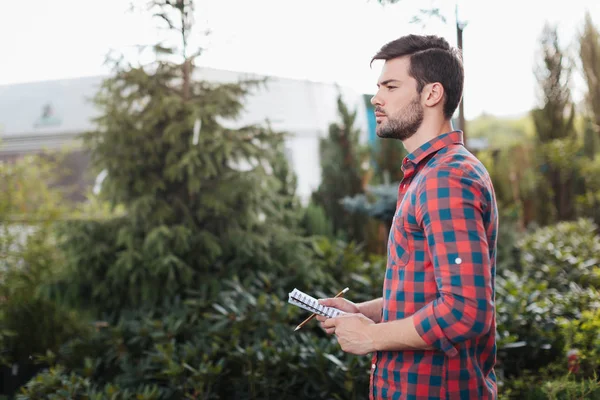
[371,92,382,107]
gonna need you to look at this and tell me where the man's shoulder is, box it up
[422,145,491,183]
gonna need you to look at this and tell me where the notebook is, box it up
[288,288,346,318]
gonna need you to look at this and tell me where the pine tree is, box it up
[374,138,407,184]
[580,11,600,137]
[532,25,576,143]
[312,95,369,244]
[339,110,407,247]
[531,24,578,223]
[60,0,309,314]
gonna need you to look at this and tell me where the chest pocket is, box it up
[390,203,411,267]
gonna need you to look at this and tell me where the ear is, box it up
[423,82,445,108]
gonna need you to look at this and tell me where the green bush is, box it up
[300,202,334,238]
[577,156,600,227]
[500,373,600,400]
[558,307,600,378]
[16,365,162,400]
[517,218,600,291]
[15,237,381,399]
[0,154,88,368]
[496,219,600,397]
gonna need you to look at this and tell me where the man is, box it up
[317,34,498,399]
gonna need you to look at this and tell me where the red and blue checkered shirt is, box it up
[370,131,498,399]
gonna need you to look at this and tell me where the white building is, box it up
[0,67,371,204]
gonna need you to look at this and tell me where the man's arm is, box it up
[410,167,494,357]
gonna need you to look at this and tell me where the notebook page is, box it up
[288,288,345,318]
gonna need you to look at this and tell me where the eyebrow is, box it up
[377,79,401,88]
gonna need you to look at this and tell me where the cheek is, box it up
[386,100,406,117]
[387,91,408,106]
[390,92,418,113]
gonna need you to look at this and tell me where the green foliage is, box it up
[312,95,370,244]
[300,202,334,238]
[17,365,161,400]
[477,144,540,227]
[580,11,600,133]
[577,155,600,226]
[468,113,535,148]
[308,238,384,303]
[51,0,310,316]
[341,183,398,229]
[495,219,600,351]
[372,139,407,184]
[0,155,88,367]
[583,117,599,159]
[517,218,600,291]
[558,307,600,378]
[19,238,383,399]
[540,375,600,400]
[531,24,581,222]
[495,219,600,397]
[17,366,95,400]
[0,154,66,223]
[532,24,576,143]
[496,268,600,352]
[500,373,600,400]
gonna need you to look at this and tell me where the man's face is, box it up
[371,57,424,141]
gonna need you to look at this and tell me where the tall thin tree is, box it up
[531,24,578,222]
[580,11,600,139]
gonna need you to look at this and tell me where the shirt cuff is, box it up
[413,302,459,358]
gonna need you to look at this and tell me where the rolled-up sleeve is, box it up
[411,167,494,358]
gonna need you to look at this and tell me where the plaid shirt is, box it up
[370,131,498,399]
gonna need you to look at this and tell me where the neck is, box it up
[402,117,454,154]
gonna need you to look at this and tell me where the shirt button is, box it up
[455,257,462,264]
[372,364,376,369]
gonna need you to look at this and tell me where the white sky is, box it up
[0,0,598,120]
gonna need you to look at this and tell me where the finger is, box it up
[319,298,356,313]
[322,318,336,329]
[316,315,327,323]
[319,323,335,335]
[318,298,339,307]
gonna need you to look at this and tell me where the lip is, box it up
[375,113,386,117]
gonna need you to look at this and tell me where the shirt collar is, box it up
[404,130,464,168]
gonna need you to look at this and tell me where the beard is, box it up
[376,95,424,141]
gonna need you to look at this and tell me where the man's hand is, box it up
[322,314,376,355]
[316,298,360,334]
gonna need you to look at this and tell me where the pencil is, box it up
[294,287,349,331]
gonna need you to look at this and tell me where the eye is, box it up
[387,86,397,91]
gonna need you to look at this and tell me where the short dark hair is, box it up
[371,34,464,120]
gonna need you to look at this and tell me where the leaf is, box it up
[212,303,228,316]
[323,353,348,372]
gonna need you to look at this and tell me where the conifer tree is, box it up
[60,0,308,314]
[312,95,369,243]
[531,24,578,223]
[580,11,600,136]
